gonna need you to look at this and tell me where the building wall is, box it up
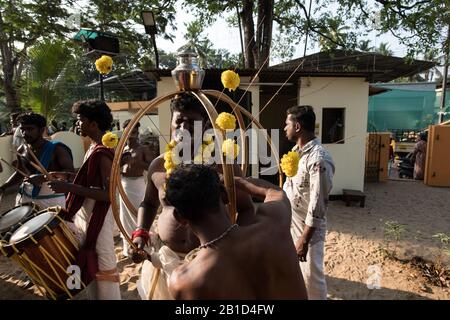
[299,77,369,194]
[111,110,159,137]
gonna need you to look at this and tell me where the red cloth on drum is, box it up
[65,143,114,285]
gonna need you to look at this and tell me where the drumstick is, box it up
[0,158,30,178]
[27,160,47,175]
[9,148,46,175]
[26,145,49,175]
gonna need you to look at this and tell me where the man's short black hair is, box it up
[287,105,316,133]
[170,92,207,119]
[17,112,47,128]
[10,112,20,121]
[123,119,140,129]
[72,99,113,131]
[164,165,222,223]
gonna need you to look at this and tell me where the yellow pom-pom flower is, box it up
[216,112,236,131]
[102,131,118,148]
[95,55,113,75]
[221,70,240,92]
[280,151,300,177]
[222,139,239,160]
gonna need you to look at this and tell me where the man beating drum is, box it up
[48,100,121,300]
[0,113,74,209]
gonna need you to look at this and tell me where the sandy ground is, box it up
[0,171,449,300]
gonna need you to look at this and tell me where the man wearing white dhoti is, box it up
[283,105,335,300]
[119,120,153,257]
[48,100,121,300]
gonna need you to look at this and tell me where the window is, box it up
[322,108,345,144]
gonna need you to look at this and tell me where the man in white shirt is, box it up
[283,105,335,300]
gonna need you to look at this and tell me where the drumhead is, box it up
[9,211,55,244]
[0,206,33,233]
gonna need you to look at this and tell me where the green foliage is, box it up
[433,233,450,257]
[375,42,393,56]
[381,220,407,259]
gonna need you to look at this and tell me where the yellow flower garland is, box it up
[222,139,239,160]
[216,112,237,131]
[280,151,300,177]
[164,137,216,176]
[102,131,118,148]
[221,70,240,91]
[95,55,113,75]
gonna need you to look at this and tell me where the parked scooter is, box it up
[398,153,414,179]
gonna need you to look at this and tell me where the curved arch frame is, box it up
[109,89,283,248]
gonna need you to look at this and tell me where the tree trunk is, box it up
[0,12,21,111]
[256,0,274,68]
[240,0,256,69]
[1,47,21,111]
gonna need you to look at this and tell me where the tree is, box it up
[422,49,443,82]
[183,0,275,68]
[337,0,449,57]
[21,40,73,119]
[318,18,351,51]
[358,39,373,52]
[184,0,448,70]
[376,42,394,56]
[183,0,361,68]
[80,0,178,71]
[0,0,73,112]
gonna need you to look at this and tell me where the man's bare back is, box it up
[164,168,307,300]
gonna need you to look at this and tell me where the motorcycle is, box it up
[397,153,414,179]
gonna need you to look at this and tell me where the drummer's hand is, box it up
[25,174,46,186]
[45,171,67,181]
[129,236,149,263]
[48,180,73,193]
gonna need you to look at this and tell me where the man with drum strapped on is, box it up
[48,100,121,300]
[129,92,255,300]
[0,113,74,209]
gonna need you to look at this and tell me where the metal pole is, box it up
[151,33,159,69]
[236,4,245,68]
[99,73,105,101]
[439,24,449,124]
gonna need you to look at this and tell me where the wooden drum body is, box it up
[0,206,85,300]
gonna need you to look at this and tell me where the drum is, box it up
[0,206,84,300]
[0,203,40,239]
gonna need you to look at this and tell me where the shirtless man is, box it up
[130,92,255,299]
[0,112,74,208]
[165,165,307,299]
[119,119,153,257]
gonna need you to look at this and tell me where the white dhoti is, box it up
[291,215,327,300]
[119,175,145,257]
[67,198,121,300]
[16,182,66,210]
[137,233,186,300]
